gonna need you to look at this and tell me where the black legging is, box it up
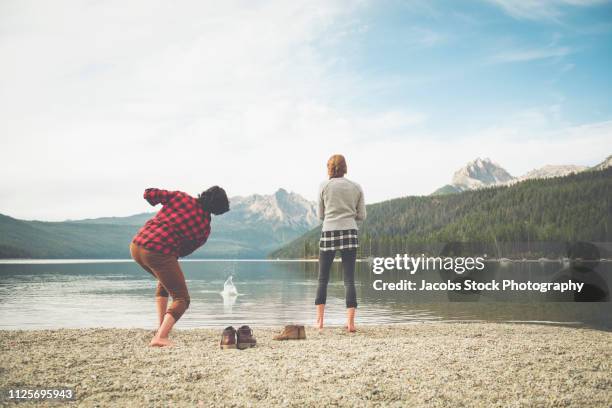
[315,248,357,308]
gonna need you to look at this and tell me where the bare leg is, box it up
[316,304,325,331]
[156,296,169,327]
[347,307,356,333]
[147,255,188,347]
[150,313,176,347]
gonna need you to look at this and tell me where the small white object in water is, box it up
[221,276,238,297]
[498,258,511,268]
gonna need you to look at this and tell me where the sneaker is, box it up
[220,326,237,349]
[273,324,306,341]
[236,325,257,350]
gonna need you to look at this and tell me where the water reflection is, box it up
[0,260,609,330]
[548,242,609,302]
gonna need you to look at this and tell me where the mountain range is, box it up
[432,155,610,195]
[1,155,610,259]
[0,189,317,259]
[272,165,612,259]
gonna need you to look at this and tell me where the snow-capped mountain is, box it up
[451,157,513,191]
[591,155,612,171]
[433,158,513,194]
[67,188,318,258]
[207,188,318,256]
[432,155,610,195]
[222,188,318,231]
[196,188,319,257]
[512,165,587,184]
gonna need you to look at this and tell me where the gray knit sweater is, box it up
[318,177,366,231]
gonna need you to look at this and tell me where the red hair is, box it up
[327,154,347,178]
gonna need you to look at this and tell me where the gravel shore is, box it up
[1,323,610,407]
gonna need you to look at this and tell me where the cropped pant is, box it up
[130,243,190,321]
[315,248,358,308]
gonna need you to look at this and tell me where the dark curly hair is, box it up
[198,186,230,215]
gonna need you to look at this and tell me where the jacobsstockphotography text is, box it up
[0,1,611,407]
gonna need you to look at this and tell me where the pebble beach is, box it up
[1,323,611,407]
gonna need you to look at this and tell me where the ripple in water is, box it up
[0,260,610,330]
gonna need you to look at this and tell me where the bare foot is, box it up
[315,305,325,333]
[315,317,324,332]
[346,324,356,333]
[149,337,173,347]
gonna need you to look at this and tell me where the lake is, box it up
[0,260,610,330]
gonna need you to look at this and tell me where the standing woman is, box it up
[130,186,229,347]
[316,154,366,332]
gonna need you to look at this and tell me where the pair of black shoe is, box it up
[220,325,256,350]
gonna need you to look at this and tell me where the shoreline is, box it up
[1,323,610,407]
[1,258,611,264]
[2,320,609,332]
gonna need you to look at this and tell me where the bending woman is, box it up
[316,154,366,332]
[130,186,229,347]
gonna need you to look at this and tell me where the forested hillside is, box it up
[270,167,612,259]
[0,189,317,259]
[2,169,610,259]
[0,213,281,259]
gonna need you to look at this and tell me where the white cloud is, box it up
[402,27,446,48]
[0,1,610,221]
[0,0,429,220]
[307,119,612,203]
[465,120,612,176]
[484,0,609,21]
[490,46,572,63]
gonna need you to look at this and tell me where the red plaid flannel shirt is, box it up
[132,188,211,257]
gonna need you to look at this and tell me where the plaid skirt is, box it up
[319,229,359,251]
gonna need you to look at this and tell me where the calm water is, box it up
[0,260,610,330]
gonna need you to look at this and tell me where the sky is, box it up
[1,0,611,221]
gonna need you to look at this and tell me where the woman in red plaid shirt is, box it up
[130,186,229,347]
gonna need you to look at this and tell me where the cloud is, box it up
[489,46,572,63]
[465,120,612,176]
[403,27,446,48]
[484,0,610,21]
[322,119,612,200]
[0,1,610,220]
[0,0,430,220]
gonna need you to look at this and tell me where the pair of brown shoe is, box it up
[273,324,306,341]
[220,326,256,350]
